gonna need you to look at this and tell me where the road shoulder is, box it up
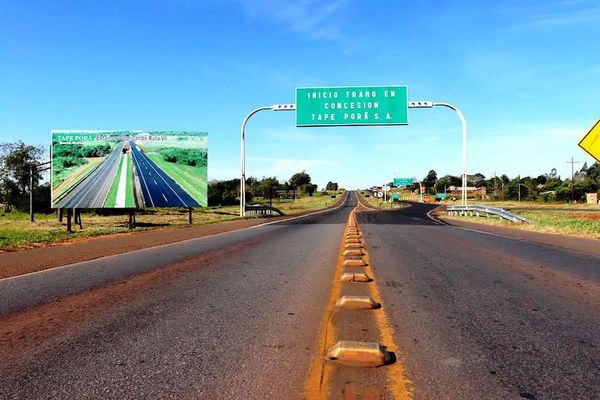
[435,214,600,257]
[0,194,348,280]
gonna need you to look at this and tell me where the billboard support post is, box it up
[66,209,72,232]
[188,207,193,224]
[240,104,296,217]
[29,166,34,222]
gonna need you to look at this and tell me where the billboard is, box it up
[51,131,207,208]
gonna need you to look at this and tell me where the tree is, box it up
[422,170,437,193]
[325,181,338,191]
[289,171,311,190]
[0,141,46,211]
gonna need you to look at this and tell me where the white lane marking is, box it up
[138,151,189,207]
[132,142,154,207]
[412,217,423,221]
[76,142,123,208]
[0,192,351,283]
[162,193,168,202]
[154,179,157,185]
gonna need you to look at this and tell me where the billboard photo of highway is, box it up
[51,131,208,208]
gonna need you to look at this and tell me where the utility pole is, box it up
[567,156,579,202]
[29,161,51,223]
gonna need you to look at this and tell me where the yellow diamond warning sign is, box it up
[579,119,600,162]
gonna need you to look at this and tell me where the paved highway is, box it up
[0,194,598,399]
[55,142,124,209]
[130,141,199,208]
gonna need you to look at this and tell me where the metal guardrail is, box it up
[245,204,285,216]
[447,205,530,223]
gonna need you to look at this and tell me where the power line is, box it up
[567,156,579,202]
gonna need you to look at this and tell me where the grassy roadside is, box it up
[52,157,105,203]
[0,191,345,251]
[357,191,409,209]
[443,209,600,240]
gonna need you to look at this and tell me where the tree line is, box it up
[209,171,339,206]
[415,163,600,202]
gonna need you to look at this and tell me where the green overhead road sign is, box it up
[393,178,414,186]
[296,86,408,127]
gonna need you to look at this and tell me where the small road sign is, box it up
[579,119,600,162]
[296,86,408,127]
[393,178,413,186]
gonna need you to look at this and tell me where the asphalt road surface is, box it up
[1,195,598,399]
[55,142,124,209]
[357,202,599,400]
[130,141,199,208]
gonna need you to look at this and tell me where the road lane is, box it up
[130,141,199,208]
[357,203,600,400]
[0,194,356,399]
[55,142,125,209]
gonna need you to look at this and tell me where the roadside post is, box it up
[408,101,468,206]
[29,161,50,223]
[240,104,296,217]
[413,179,424,202]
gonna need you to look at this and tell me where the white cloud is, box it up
[235,0,350,41]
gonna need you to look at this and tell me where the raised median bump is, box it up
[345,238,361,244]
[344,242,362,249]
[340,271,371,282]
[343,249,363,257]
[335,295,380,309]
[343,258,368,267]
[326,341,392,367]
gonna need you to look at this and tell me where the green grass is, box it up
[104,154,124,207]
[147,154,207,206]
[445,209,600,239]
[125,154,135,207]
[0,192,343,253]
[358,191,408,209]
[264,191,342,214]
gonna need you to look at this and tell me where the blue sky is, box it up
[1,0,599,189]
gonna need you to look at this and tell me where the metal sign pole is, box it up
[409,101,468,206]
[240,104,296,217]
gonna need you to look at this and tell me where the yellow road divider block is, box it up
[343,249,363,257]
[344,243,362,249]
[340,271,371,282]
[345,238,361,244]
[326,341,391,367]
[335,295,379,309]
[345,233,361,239]
[343,258,367,267]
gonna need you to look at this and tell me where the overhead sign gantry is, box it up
[240,85,469,217]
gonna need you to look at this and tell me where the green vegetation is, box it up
[148,154,207,206]
[444,209,600,239]
[104,155,124,208]
[51,142,114,187]
[0,191,342,253]
[160,147,207,167]
[415,163,600,203]
[125,155,134,207]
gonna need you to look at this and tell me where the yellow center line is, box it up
[303,204,413,399]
